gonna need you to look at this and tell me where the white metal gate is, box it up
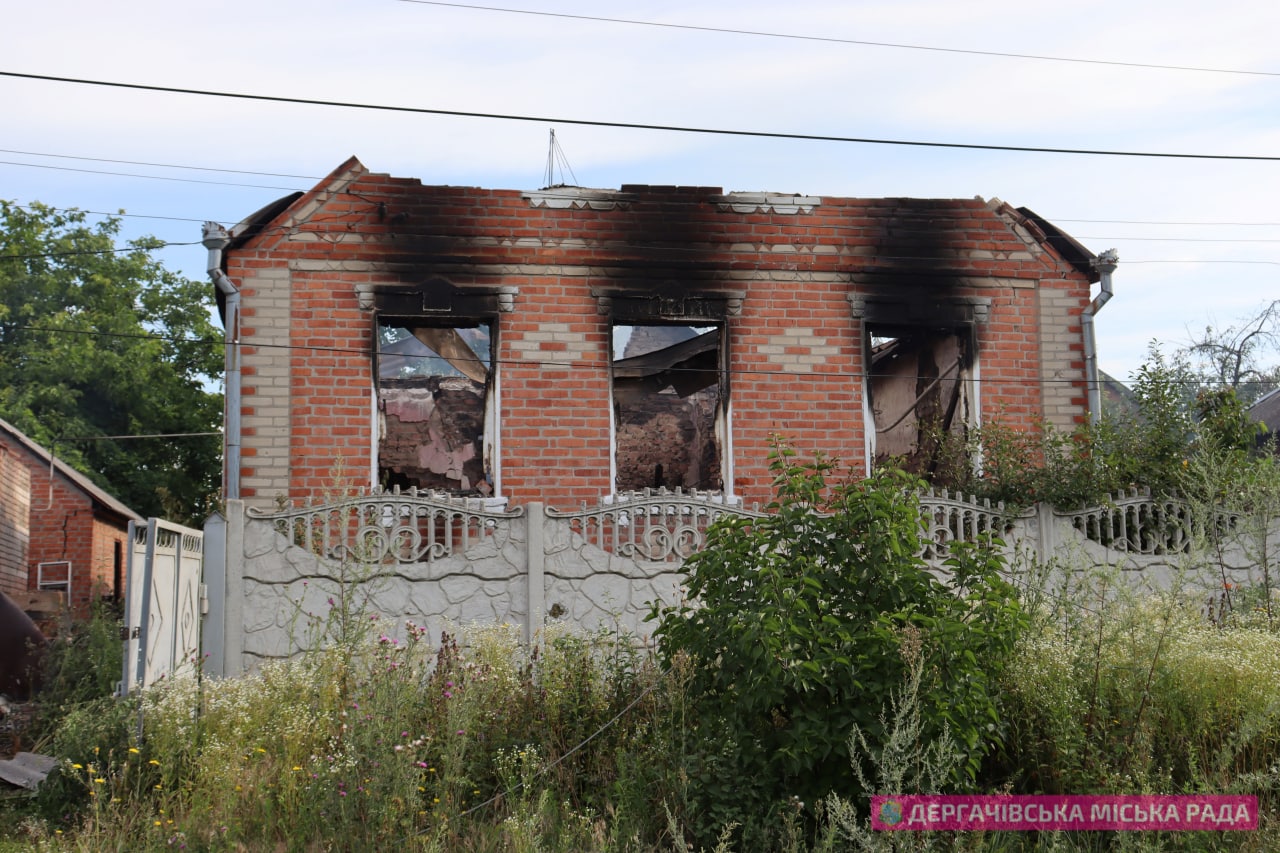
[122,519,205,695]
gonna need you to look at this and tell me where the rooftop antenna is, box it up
[543,129,579,189]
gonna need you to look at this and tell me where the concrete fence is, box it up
[201,487,1278,678]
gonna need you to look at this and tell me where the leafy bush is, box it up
[930,344,1214,511]
[29,601,124,742]
[650,445,1026,846]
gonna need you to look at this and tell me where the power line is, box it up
[395,0,1280,79]
[7,151,1280,232]
[4,71,1280,162]
[0,240,201,261]
[1056,218,1280,227]
[8,228,1280,267]
[0,158,302,191]
[1079,236,1280,243]
[7,202,219,226]
[56,431,221,441]
[1124,259,1280,266]
[0,148,317,181]
[9,216,1280,265]
[10,324,1241,389]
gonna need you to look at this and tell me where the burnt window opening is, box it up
[612,323,724,493]
[376,318,495,496]
[866,324,977,477]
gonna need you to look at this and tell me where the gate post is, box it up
[1036,501,1056,563]
[526,502,545,645]
[221,500,245,677]
[202,511,227,678]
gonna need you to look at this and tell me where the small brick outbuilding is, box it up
[0,418,140,615]
[208,157,1104,511]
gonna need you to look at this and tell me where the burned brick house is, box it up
[205,157,1110,512]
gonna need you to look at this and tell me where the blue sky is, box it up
[4,0,1280,384]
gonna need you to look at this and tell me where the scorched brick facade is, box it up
[210,158,1101,511]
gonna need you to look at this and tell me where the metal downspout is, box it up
[202,223,241,500]
[1083,249,1119,424]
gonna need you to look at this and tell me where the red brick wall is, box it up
[0,435,131,617]
[225,163,1092,512]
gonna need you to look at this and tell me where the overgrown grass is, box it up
[8,576,1280,850]
[9,617,687,851]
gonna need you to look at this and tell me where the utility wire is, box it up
[395,0,1280,79]
[11,324,1242,389]
[56,431,221,441]
[7,203,219,226]
[7,158,1280,235]
[0,148,317,181]
[7,224,1280,264]
[1079,236,1280,243]
[8,156,1280,231]
[0,241,202,261]
[0,158,302,191]
[1055,218,1280,227]
[449,677,663,823]
[6,193,1280,262]
[3,71,1280,162]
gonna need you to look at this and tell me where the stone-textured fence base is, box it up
[201,488,1277,677]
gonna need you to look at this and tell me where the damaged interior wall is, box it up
[868,326,972,475]
[612,324,723,492]
[377,321,493,495]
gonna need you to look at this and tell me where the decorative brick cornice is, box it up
[713,193,820,215]
[523,188,632,210]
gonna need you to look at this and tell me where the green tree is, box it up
[1183,299,1280,405]
[650,445,1025,845]
[0,201,222,522]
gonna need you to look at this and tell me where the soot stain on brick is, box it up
[608,187,729,492]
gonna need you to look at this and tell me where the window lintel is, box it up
[359,278,517,315]
[592,287,744,323]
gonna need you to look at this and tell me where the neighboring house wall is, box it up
[0,422,139,616]
[220,159,1095,513]
[24,474,123,614]
[0,444,30,596]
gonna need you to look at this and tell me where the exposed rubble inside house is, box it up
[613,324,723,492]
[868,326,973,475]
[377,321,493,495]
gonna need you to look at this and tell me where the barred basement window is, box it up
[376,318,496,495]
